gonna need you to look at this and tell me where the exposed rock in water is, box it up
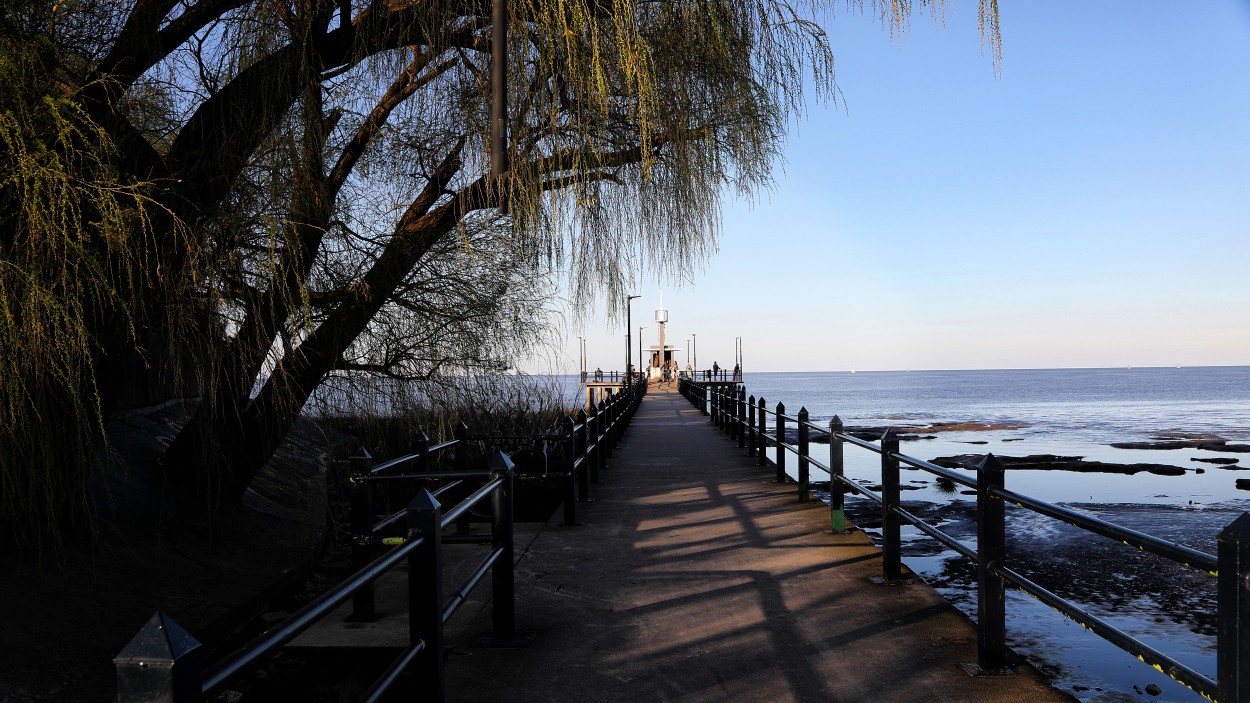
[802,421,1027,445]
[1237,479,1250,491]
[1111,437,1250,453]
[932,454,1188,476]
[1191,457,1240,466]
[858,481,924,492]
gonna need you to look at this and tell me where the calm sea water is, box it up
[664,367,1250,703]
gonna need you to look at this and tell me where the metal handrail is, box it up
[993,485,1217,574]
[201,532,427,696]
[681,377,1239,701]
[995,563,1217,699]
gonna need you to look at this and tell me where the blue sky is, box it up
[550,1,1250,374]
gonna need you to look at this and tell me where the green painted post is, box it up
[830,416,846,532]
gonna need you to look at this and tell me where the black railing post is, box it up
[715,382,725,427]
[114,612,203,703]
[601,398,613,459]
[757,396,767,466]
[976,454,1008,673]
[408,488,444,702]
[737,387,747,448]
[412,429,431,472]
[454,422,470,473]
[830,416,847,532]
[880,429,902,581]
[490,451,516,641]
[585,403,599,483]
[593,400,606,480]
[747,394,757,457]
[612,392,623,446]
[775,402,786,483]
[562,416,577,525]
[700,383,708,416]
[448,425,471,534]
[797,407,810,502]
[349,447,376,619]
[575,410,589,502]
[720,388,728,431]
[1218,512,1250,703]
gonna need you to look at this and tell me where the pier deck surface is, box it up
[440,385,1075,703]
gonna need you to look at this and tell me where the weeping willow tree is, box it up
[0,0,1001,549]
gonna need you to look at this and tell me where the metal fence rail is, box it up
[115,378,647,703]
[679,377,1249,703]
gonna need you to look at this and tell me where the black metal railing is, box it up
[460,377,646,527]
[116,449,517,703]
[580,369,630,383]
[679,378,1250,703]
[115,379,647,703]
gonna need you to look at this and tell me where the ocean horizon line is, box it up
[731,364,1250,374]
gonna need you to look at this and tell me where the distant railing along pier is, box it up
[680,377,1250,703]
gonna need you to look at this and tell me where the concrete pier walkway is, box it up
[441,385,1074,702]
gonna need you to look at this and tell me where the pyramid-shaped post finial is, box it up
[489,450,515,473]
[115,612,203,701]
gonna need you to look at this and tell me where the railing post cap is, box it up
[408,486,442,513]
[489,450,516,473]
[1218,511,1250,544]
[748,394,755,403]
[351,446,373,461]
[880,427,897,441]
[455,421,469,435]
[830,415,843,428]
[776,400,785,411]
[114,611,202,666]
[412,429,431,447]
[576,409,587,421]
[977,453,1005,471]
[798,406,808,418]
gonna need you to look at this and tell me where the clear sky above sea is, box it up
[542,1,1250,375]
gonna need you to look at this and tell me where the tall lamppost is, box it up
[686,339,691,367]
[735,336,743,380]
[626,294,640,381]
[691,333,697,373]
[576,335,584,381]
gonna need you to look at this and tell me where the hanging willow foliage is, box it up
[0,35,191,555]
[0,0,1000,552]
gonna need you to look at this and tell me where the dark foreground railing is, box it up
[115,379,646,703]
[680,378,1250,703]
